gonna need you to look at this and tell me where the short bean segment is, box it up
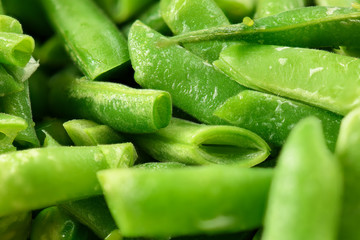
[48,71,172,133]
[214,90,342,150]
[335,108,360,240]
[160,0,233,62]
[214,44,360,115]
[40,0,130,81]
[98,166,273,237]
[163,6,360,48]
[0,143,137,217]
[262,117,342,240]
[128,21,246,125]
[130,117,270,166]
[254,0,306,19]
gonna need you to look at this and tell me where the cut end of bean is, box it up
[12,35,35,67]
[153,92,172,130]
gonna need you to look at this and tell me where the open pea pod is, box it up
[63,119,125,146]
[214,44,360,115]
[163,6,360,48]
[30,207,96,240]
[98,166,273,237]
[161,0,232,62]
[128,21,245,125]
[335,108,360,239]
[254,0,306,18]
[130,117,270,166]
[214,90,342,150]
[0,113,27,153]
[48,71,172,133]
[0,212,31,240]
[0,143,137,217]
[262,117,342,240]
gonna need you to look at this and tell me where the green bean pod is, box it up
[214,90,342,150]
[30,207,95,240]
[0,143,137,217]
[35,118,73,146]
[0,80,40,147]
[335,108,360,239]
[128,21,245,125]
[63,119,125,146]
[0,113,27,153]
[163,6,360,48]
[254,0,306,19]
[0,212,31,240]
[0,65,24,96]
[49,72,172,133]
[130,117,270,166]
[134,161,187,169]
[0,15,23,33]
[41,0,129,80]
[214,0,256,22]
[161,0,232,62]
[262,117,342,240]
[214,44,360,115]
[95,0,156,24]
[98,166,273,237]
[0,32,34,67]
[60,196,120,239]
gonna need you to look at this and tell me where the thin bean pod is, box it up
[335,107,360,239]
[128,21,245,125]
[98,166,273,237]
[214,90,342,150]
[162,6,360,48]
[214,44,360,115]
[130,117,270,166]
[262,117,342,240]
[49,71,172,133]
[41,0,129,80]
[0,143,137,217]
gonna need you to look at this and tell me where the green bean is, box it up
[0,32,34,67]
[98,166,273,237]
[128,21,245,125]
[161,0,232,62]
[130,117,270,166]
[316,0,357,6]
[214,0,256,22]
[42,130,62,147]
[214,90,342,150]
[335,107,360,239]
[95,0,156,24]
[0,212,31,240]
[60,196,120,239]
[214,44,360,115]
[49,71,172,133]
[0,113,27,153]
[35,118,73,146]
[162,6,360,48]
[254,0,306,19]
[41,0,129,80]
[30,207,95,240]
[262,117,342,240]
[0,143,137,217]
[0,65,24,96]
[134,161,187,169]
[0,15,22,33]
[0,80,40,148]
[63,119,125,146]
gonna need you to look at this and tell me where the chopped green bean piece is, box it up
[0,113,27,153]
[0,32,34,67]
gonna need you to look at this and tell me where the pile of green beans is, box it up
[1,0,360,239]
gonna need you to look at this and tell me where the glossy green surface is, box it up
[0,113,27,153]
[214,90,342,150]
[41,0,129,80]
[254,0,306,18]
[63,119,125,146]
[0,212,31,240]
[262,118,342,240]
[99,166,273,237]
[161,0,232,62]
[214,44,360,115]
[49,72,172,133]
[131,117,270,166]
[0,32,34,67]
[0,143,136,217]
[0,80,40,147]
[335,108,360,240]
[128,21,245,125]
[0,15,23,33]
[165,6,360,48]
[30,207,93,240]
[316,0,358,6]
